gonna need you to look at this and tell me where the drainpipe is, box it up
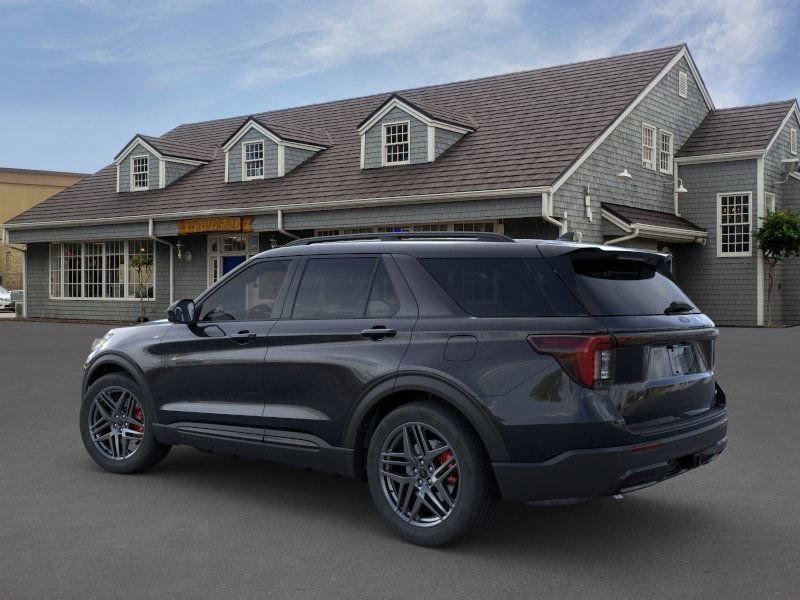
[148,218,174,304]
[541,192,567,234]
[277,209,299,240]
[605,227,640,246]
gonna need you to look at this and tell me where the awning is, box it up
[601,203,707,243]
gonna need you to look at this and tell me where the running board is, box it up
[153,422,355,477]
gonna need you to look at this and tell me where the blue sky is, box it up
[1,0,798,173]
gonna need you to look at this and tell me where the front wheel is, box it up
[79,373,170,474]
[366,401,496,546]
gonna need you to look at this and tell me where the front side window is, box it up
[243,141,264,179]
[642,123,656,170]
[291,257,399,320]
[659,130,674,174]
[383,122,410,165]
[718,193,752,256]
[49,240,155,299]
[131,156,149,190]
[200,260,291,322]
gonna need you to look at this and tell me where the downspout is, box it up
[148,219,174,304]
[605,226,640,246]
[277,209,299,240]
[541,192,566,234]
[673,161,681,216]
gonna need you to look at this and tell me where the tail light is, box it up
[527,334,614,388]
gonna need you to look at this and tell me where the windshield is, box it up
[549,249,697,317]
[0,285,9,295]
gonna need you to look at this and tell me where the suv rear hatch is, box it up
[542,245,721,430]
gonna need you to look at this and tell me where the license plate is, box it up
[667,343,691,375]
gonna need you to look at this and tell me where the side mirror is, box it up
[167,298,197,324]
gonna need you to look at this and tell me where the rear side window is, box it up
[421,258,585,317]
[291,257,400,320]
[556,250,696,316]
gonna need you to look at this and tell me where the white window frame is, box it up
[382,120,411,166]
[765,192,776,214]
[659,130,674,174]
[642,122,657,170]
[314,221,502,237]
[678,70,688,99]
[242,140,265,180]
[130,155,149,191]
[716,192,753,258]
[790,127,797,155]
[206,233,259,286]
[48,240,156,301]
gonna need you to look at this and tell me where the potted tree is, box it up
[129,248,154,323]
[755,208,800,326]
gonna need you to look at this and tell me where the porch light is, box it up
[616,167,633,181]
[676,178,688,194]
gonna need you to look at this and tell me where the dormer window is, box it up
[243,141,265,179]
[383,122,410,165]
[131,156,149,190]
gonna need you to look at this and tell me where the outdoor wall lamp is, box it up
[176,240,193,262]
[675,178,688,194]
[616,167,633,181]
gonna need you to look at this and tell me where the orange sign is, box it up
[177,216,254,235]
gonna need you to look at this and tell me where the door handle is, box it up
[361,327,397,340]
[230,330,257,344]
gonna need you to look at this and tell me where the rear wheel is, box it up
[366,401,495,546]
[79,373,170,474]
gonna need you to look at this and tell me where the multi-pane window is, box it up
[659,131,674,174]
[766,192,776,214]
[243,141,264,179]
[454,222,495,233]
[678,71,688,98]
[718,193,752,256]
[131,156,149,190]
[642,123,656,170]
[383,122,410,165]
[791,128,797,155]
[49,240,155,299]
[127,239,154,299]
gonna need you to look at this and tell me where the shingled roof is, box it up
[115,134,217,162]
[11,45,687,226]
[603,202,705,232]
[678,100,797,157]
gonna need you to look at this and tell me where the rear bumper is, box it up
[492,412,727,501]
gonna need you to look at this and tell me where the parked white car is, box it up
[0,285,14,311]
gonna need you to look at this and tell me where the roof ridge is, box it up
[712,99,797,112]
[167,44,686,132]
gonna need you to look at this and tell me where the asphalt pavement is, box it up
[0,320,798,599]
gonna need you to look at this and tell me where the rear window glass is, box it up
[420,258,585,317]
[558,250,696,316]
[292,257,376,319]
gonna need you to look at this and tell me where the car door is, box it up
[263,254,417,446]
[156,258,295,428]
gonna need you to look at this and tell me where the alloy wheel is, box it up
[87,386,145,461]
[379,422,460,527]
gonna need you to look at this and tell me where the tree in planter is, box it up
[129,248,154,323]
[754,209,800,326]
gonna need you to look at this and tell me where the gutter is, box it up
[148,219,174,304]
[3,185,552,231]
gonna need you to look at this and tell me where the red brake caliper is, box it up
[437,451,458,485]
[132,404,145,434]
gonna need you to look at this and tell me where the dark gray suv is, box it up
[80,232,727,545]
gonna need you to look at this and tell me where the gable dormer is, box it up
[114,135,212,193]
[357,94,474,169]
[221,117,328,182]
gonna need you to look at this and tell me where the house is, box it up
[0,167,87,289]
[4,44,800,325]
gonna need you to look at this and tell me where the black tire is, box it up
[366,401,496,546]
[79,373,170,474]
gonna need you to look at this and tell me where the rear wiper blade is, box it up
[664,301,694,314]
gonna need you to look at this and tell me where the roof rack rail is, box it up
[284,231,516,246]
